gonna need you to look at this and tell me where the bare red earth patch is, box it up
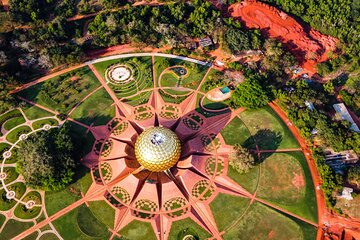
[228,0,337,74]
[268,230,275,239]
[291,171,305,191]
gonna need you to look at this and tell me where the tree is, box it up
[347,166,360,188]
[230,75,269,109]
[224,28,251,53]
[262,39,297,80]
[229,144,255,173]
[9,0,52,22]
[102,0,127,9]
[16,126,76,191]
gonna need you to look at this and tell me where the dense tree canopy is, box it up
[230,75,270,109]
[229,144,255,173]
[312,148,343,206]
[347,166,360,188]
[16,126,76,191]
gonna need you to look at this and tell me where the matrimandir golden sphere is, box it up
[134,127,181,172]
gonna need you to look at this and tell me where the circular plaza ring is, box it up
[19,134,28,141]
[43,124,51,131]
[0,172,6,180]
[3,150,11,159]
[6,191,15,199]
[25,200,36,209]
[105,64,134,85]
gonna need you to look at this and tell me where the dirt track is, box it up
[228,0,337,74]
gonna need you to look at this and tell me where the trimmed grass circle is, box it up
[14,191,42,219]
[6,126,32,143]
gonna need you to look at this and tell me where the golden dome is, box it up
[134,127,181,172]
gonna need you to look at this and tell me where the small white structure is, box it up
[333,103,360,132]
[339,187,353,200]
[111,66,131,81]
[305,101,315,111]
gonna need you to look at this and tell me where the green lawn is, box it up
[45,188,81,216]
[88,200,115,228]
[123,90,152,106]
[6,125,32,143]
[239,106,299,150]
[3,115,26,131]
[0,109,22,135]
[0,186,22,211]
[0,219,33,239]
[71,166,93,195]
[199,68,225,93]
[220,116,254,148]
[160,72,179,87]
[257,152,317,223]
[119,220,157,240]
[22,231,39,240]
[168,218,211,240]
[17,66,101,114]
[0,213,5,228]
[3,167,19,184]
[0,142,11,154]
[32,118,59,130]
[39,233,59,240]
[210,193,250,231]
[227,164,260,194]
[69,88,115,126]
[45,163,94,216]
[65,121,95,157]
[77,205,111,238]
[223,202,307,240]
[4,147,18,164]
[22,104,53,120]
[14,191,42,219]
[53,204,107,240]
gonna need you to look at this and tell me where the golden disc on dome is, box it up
[134,127,181,172]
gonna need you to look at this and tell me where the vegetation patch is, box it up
[223,202,305,240]
[0,109,23,136]
[168,218,212,240]
[53,205,100,240]
[88,200,115,228]
[3,115,26,131]
[210,193,250,231]
[257,152,317,222]
[94,57,153,99]
[118,220,157,240]
[69,88,115,126]
[14,191,42,219]
[77,205,110,237]
[239,106,299,150]
[22,104,53,120]
[38,233,58,240]
[5,125,32,143]
[0,219,33,239]
[220,117,254,148]
[227,164,260,194]
[2,167,19,184]
[17,67,101,114]
[32,118,59,130]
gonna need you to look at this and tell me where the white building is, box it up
[339,187,354,200]
[333,103,360,132]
